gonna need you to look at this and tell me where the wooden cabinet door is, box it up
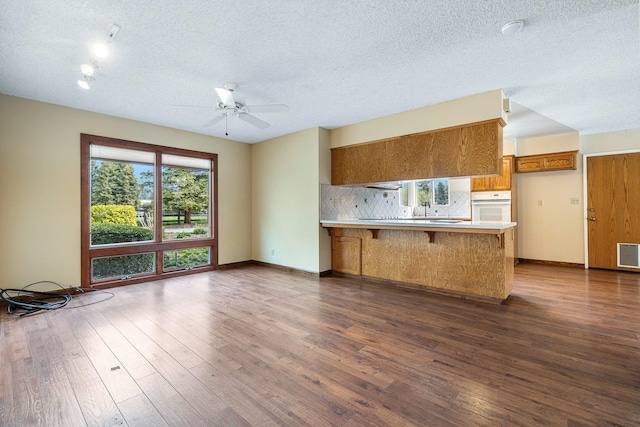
[471,155,512,191]
[332,237,362,275]
[470,177,492,191]
[587,153,640,270]
[491,156,513,190]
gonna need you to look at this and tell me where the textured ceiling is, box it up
[1,0,639,144]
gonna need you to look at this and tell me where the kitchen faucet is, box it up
[423,200,430,216]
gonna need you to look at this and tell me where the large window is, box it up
[81,134,217,287]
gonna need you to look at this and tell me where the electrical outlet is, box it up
[537,199,543,206]
[271,249,275,256]
[571,197,580,205]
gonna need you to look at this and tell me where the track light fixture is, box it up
[76,24,120,89]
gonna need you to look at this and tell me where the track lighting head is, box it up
[77,75,94,90]
[80,63,97,76]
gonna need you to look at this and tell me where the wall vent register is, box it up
[618,243,640,268]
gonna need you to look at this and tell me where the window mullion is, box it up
[154,152,163,244]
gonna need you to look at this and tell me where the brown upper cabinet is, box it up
[471,155,513,191]
[331,119,505,185]
[515,150,578,173]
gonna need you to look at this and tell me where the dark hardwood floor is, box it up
[1,264,639,426]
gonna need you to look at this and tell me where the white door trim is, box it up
[582,149,640,269]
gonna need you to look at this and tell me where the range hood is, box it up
[365,182,402,190]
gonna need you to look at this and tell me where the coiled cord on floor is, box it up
[0,281,114,317]
[0,281,71,317]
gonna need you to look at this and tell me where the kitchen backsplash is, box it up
[320,184,471,219]
[411,191,471,218]
[320,185,408,219]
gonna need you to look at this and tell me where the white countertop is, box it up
[321,218,517,231]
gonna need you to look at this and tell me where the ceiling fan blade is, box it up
[246,104,289,113]
[204,114,225,127]
[238,113,269,129]
[166,104,214,109]
[215,87,236,108]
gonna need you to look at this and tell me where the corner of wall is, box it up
[318,127,332,272]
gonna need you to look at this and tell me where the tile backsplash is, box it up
[320,185,409,219]
[411,191,471,218]
[320,185,471,219]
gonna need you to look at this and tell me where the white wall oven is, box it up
[471,191,511,223]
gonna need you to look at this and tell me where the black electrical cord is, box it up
[1,281,71,317]
[0,281,115,317]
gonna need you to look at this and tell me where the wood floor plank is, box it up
[117,393,169,427]
[76,332,143,404]
[84,309,157,381]
[2,263,640,426]
[24,315,87,427]
[188,362,282,427]
[49,314,125,427]
[106,305,230,421]
[135,372,209,427]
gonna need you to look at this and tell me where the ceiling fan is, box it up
[170,83,289,133]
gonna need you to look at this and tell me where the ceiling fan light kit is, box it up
[501,20,524,36]
[77,24,120,90]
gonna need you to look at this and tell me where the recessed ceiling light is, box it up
[80,63,96,76]
[92,43,108,58]
[502,20,524,36]
[77,76,94,90]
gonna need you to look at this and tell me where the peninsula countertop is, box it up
[321,218,517,234]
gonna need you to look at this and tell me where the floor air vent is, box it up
[617,243,640,268]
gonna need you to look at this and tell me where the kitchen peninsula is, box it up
[322,219,516,302]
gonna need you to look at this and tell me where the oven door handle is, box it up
[471,201,511,204]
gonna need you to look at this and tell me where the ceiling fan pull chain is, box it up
[225,114,229,136]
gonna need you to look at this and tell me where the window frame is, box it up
[80,134,218,288]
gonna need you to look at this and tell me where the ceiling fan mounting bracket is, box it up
[223,83,237,92]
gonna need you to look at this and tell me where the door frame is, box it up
[582,148,640,269]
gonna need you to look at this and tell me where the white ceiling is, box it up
[1,1,639,144]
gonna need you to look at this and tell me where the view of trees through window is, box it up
[160,166,209,239]
[400,179,449,207]
[83,138,216,285]
[90,159,154,246]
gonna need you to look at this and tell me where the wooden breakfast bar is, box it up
[321,219,517,302]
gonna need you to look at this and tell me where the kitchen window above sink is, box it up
[400,177,471,218]
[400,179,450,208]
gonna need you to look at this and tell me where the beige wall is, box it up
[514,133,583,263]
[0,95,252,290]
[329,89,506,148]
[516,132,579,156]
[251,127,330,273]
[580,128,640,153]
